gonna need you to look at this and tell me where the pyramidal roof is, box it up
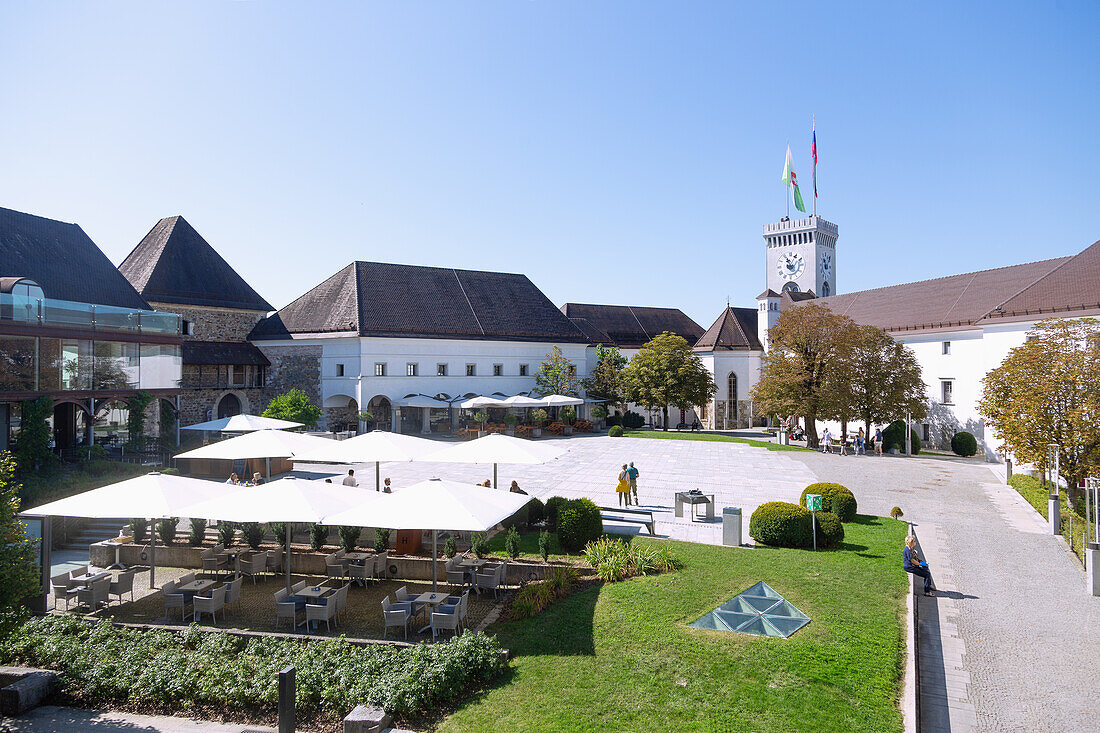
[694,306,762,351]
[119,216,273,312]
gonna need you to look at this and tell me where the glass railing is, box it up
[0,293,180,335]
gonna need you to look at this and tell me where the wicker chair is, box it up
[382,596,410,640]
[193,585,226,625]
[109,570,135,605]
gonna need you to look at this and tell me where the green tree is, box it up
[979,318,1100,503]
[750,303,853,449]
[14,397,53,473]
[534,345,580,397]
[825,324,927,436]
[581,344,627,406]
[262,388,321,427]
[126,392,155,449]
[621,331,717,431]
[0,451,41,618]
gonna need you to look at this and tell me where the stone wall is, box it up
[148,302,267,342]
[709,400,755,430]
[177,388,263,425]
[254,343,324,424]
[324,401,360,431]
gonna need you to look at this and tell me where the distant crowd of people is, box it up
[225,472,266,485]
[817,427,884,456]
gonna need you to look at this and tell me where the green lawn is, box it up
[624,428,808,452]
[439,516,908,733]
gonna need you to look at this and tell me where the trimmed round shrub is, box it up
[882,420,921,455]
[749,502,812,548]
[525,497,545,527]
[556,498,603,552]
[544,496,569,531]
[812,511,845,548]
[622,411,645,429]
[951,431,978,457]
[608,425,624,437]
[799,482,858,522]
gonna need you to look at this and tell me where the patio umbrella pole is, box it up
[376,461,380,492]
[285,522,292,596]
[432,529,437,593]
[149,519,156,589]
[266,456,271,480]
[493,463,498,490]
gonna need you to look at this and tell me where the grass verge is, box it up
[1008,474,1086,560]
[624,428,808,452]
[440,516,908,732]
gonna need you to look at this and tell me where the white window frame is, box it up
[374,363,386,377]
[941,379,954,405]
[519,364,529,376]
[335,363,345,377]
[942,341,951,355]
[493,364,503,377]
[406,363,418,377]
[466,364,477,377]
[437,363,447,377]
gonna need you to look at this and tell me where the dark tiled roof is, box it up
[783,290,817,303]
[0,206,150,309]
[119,216,274,312]
[566,317,612,343]
[558,303,705,348]
[756,289,782,299]
[182,340,270,366]
[982,240,1100,322]
[251,261,588,343]
[807,256,1073,332]
[694,307,762,351]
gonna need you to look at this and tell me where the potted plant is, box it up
[502,412,518,436]
[591,404,608,430]
[358,411,374,433]
[474,410,490,437]
[560,406,576,436]
[530,408,548,438]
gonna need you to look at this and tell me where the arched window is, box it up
[782,281,799,293]
[217,393,241,419]
[727,373,738,422]
[821,281,831,296]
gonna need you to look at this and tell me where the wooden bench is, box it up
[598,506,656,535]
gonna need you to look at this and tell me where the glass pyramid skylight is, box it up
[689,581,810,638]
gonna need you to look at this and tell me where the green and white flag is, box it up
[781,144,807,213]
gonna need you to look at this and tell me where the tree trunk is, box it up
[662,406,669,431]
[840,417,848,440]
[805,413,820,449]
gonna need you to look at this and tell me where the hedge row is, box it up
[748,501,844,549]
[799,482,858,522]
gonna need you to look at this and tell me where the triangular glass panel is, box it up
[760,614,810,637]
[739,594,783,613]
[742,581,782,598]
[764,600,809,620]
[690,582,810,639]
[714,610,757,630]
[733,617,772,636]
[688,612,728,631]
[719,596,761,615]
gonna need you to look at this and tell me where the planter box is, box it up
[563,426,573,436]
[532,428,542,438]
[505,428,515,437]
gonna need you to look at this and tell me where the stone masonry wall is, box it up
[254,343,324,425]
[177,388,262,426]
[148,302,267,342]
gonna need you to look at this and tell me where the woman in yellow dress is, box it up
[616,464,631,506]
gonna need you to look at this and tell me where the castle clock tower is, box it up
[763,216,839,297]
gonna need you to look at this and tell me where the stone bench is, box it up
[0,666,58,716]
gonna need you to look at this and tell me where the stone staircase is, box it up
[60,518,128,552]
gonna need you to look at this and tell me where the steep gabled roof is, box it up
[981,240,1100,322]
[119,216,273,312]
[694,306,762,351]
[250,261,588,343]
[807,256,1073,332]
[0,206,150,309]
[182,341,270,366]
[558,303,705,348]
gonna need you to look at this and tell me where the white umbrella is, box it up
[323,478,530,592]
[181,414,303,432]
[423,433,567,488]
[181,477,384,594]
[293,431,439,490]
[541,394,584,407]
[499,395,548,407]
[22,472,240,588]
[458,395,507,409]
[174,429,336,478]
[400,395,451,408]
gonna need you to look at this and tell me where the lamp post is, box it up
[1086,477,1100,596]
[1047,443,1061,536]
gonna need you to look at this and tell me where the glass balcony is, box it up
[0,293,180,335]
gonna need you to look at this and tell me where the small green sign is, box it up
[805,494,823,511]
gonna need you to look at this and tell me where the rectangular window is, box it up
[375,363,386,377]
[519,364,528,377]
[437,363,447,376]
[941,379,954,405]
[466,364,476,377]
[922,423,930,442]
[493,364,503,377]
[138,343,182,389]
[231,365,246,386]
[60,339,93,390]
[0,335,37,391]
[335,363,344,377]
[942,341,951,355]
[407,363,418,377]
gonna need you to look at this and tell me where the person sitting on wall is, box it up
[903,535,935,596]
[509,480,527,495]
[383,478,392,493]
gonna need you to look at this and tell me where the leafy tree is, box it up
[825,324,927,436]
[534,345,580,397]
[262,388,321,427]
[979,318,1100,503]
[750,303,853,448]
[621,331,716,431]
[14,397,53,473]
[0,451,40,618]
[126,392,154,449]
[581,344,627,406]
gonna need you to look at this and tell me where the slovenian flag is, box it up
[781,145,807,213]
[812,123,818,199]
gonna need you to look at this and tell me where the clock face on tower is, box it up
[777,252,805,281]
[820,252,832,278]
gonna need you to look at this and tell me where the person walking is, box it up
[616,464,631,506]
[903,535,935,595]
[821,428,832,454]
[874,429,884,455]
[856,428,866,455]
[342,469,358,487]
[626,462,640,505]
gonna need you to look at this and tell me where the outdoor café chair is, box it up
[431,611,461,641]
[475,569,501,599]
[178,572,196,586]
[274,588,299,631]
[201,547,228,578]
[238,553,266,584]
[292,580,308,594]
[333,583,350,625]
[76,576,111,613]
[394,585,422,617]
[223,576,243,613]
[69,565,88,580]
[446,569,468,592]
[372,551,388,582]
[51,573,75,611]
[382,596,410,640]
[193,585,226,625]
[304,596,338,633]
[325,556,348,580]
[108,570,135,604]
[162,580,188,620]
[348,562,372,587]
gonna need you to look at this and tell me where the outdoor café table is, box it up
[178,579,216,600]
[69,571,110,588]
[457,558,487,584]
[413,592,451,633]
[102,536,132,570]
[293,586,334,629]
[344,552,373,563]
[674,491,716,522]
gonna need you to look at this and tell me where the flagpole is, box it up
[785,139,790,220]
[812,116,816,218]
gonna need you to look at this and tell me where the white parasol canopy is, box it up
[292,431,440,490]
[181,414,303,432]
[322,478,530,592]
[499,395,548,407]
[175,429,336,478]
[400,395,451,408]
[423,433,567,488]
[541,394,584,407]
[458,395,507,409]
[181,477,384,594]
[22,472,242,589]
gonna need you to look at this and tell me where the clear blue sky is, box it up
[2,1,1098,327]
